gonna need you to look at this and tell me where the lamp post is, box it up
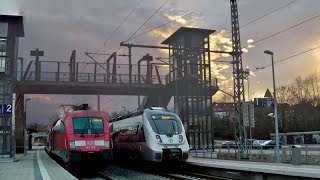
[264,50,280,163]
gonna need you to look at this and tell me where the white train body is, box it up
[111,108,189,162]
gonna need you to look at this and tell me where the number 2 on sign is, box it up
[6,105,12,113]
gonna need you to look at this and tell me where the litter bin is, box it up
[291,145,301,165]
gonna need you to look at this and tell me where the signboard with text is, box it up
[242,102,255,127]
[0,104,12,115]
[254,98,274,107]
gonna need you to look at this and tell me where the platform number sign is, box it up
[0,104,12,115]
[254,98,274,107]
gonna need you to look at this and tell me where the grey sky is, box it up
[1,0,319,124]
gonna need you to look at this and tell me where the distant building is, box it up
[212,102,234,119]
[32,132,47,146]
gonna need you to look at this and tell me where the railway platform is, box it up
[187,157,320,179]
[0,146,77,180]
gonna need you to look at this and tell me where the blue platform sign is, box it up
[0,104,12,115]
[254,98,274,107]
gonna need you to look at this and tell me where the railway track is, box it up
[49,149,233,180]
[149,170,234,180]
[97,172,119,180]
[110,161,233,180]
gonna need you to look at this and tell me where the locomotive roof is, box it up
[55,109,109,123]
[66,109,108,116]
[111,107,176,122]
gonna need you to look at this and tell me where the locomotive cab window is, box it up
[73,117,104,134]
[149,114,182,135]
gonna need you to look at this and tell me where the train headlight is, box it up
[104,140,110,148]
[179,135,183,143]
[156,135,163,143]
[69,141,75,149]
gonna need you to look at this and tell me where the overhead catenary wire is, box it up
[240,0,297,28]
[91,1,302,111]
[93,0,169,77]
[212,12,320,65]
[90,0,144,58]
[211,1,302,62]
[231,11,320,78]
[126,11,195,42]
[103,0,169,57]
[85,0,173,84]
[124,0,169,43]
[254,44,320,72]
[94,0,170,78]
[252,13,320,45]
[86,0,144,75]
[103,0,144,47]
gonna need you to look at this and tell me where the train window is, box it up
[60,122,66,134]
[72,117,104,134]
[148,114,182,135]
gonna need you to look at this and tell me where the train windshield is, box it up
[149,114,182,135]
[72,117,104,134]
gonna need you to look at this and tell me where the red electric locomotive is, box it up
[46,104,112,163]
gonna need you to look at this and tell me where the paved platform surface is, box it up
[187,157,320,178]
[0,146,77,180]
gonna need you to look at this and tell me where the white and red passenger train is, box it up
[111,107,189,162]
[46,104,112,163]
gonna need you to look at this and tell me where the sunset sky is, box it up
[1,0,319,124]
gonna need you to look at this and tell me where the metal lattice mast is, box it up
[230,0,246,158]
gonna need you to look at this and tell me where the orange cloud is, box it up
[242,48,248,53]
[247,39,254,44]
[247,44,255,48]
[163,14,187,25]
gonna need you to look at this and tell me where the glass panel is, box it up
[60,122,66,134]
[0,38,6,73]
[72,117,104,134]
[0,38,6,55]
[90,118,103,133]
[148,114,183,135]
[0,58,5,73]
[0,23,8,37]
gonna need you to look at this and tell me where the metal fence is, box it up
[189,144,320,165]
[17,71,167,85]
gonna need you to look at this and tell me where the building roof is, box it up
[264,88,273,98]
[0,14,24,37]
[161,27,215,45]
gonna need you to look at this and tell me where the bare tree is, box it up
[274,71,320,133]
